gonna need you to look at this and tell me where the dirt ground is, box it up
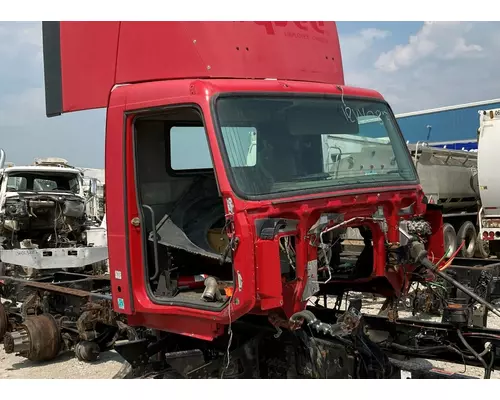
[0,348,124,379]
[1,294,499,379]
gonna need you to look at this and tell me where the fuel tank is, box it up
[408,143,479,213]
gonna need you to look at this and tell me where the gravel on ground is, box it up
[0,348,124,379]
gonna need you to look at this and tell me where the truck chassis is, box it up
[0,271,132,362]
[2,257,500,380]
[112,298,500,379]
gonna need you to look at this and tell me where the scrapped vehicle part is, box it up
[4,314,61,361]
[0,247,109,271]
[475,237,490,258]
[0,271,124,363]
[74,340,100,362]
[0,151,108,279]
[406,286,444,316]
[1,274,112,300]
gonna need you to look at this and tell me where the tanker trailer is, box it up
[408,143,484,258]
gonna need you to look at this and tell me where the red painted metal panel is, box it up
[255,240,283,311]
[59,22,120,112]
[43,21,344,116]
[104,92,134,315]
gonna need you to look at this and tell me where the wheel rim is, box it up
[464,229,476,256]
[443,225,457,257]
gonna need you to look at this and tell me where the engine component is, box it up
[4,329,30,354]
[407,219,432,238]
[442,303,469,327]
[3,314,61,361]
[29,199,56,209]
[63,199,85,218]
[4,199,28,218]
[74,340,100,362]
[410,239,500,319]
[407,287,443,316]
[289,308,361,337]
[201,277,223,302]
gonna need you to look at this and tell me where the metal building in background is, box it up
[396,98,500,151]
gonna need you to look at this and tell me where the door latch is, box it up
[131,217,140,227]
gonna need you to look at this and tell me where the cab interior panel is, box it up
[133,109,232,309]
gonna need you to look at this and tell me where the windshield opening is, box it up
[213,95,417,198]
[6,171,81,194]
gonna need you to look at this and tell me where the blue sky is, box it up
[338,22,423,37]
[1,21,499,168]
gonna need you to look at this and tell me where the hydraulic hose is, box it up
[389,342,476,360]
[486,351,495,380]
[289,310,344,337]
[457,329,490,379]
[289,310,318,325]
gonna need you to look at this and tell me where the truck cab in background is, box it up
[0,154,108,279]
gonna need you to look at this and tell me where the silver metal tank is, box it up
[408,143,479,213]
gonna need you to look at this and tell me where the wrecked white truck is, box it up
[0,150,107,277]
[0,151,116,362]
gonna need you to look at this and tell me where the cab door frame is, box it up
[105,82,256,338]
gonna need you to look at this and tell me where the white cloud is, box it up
[374,22,483,72]
[341,22,500,113]
[340,28,391,61]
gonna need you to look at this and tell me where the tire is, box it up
[442,223,457,258]
[475,237,490,259]
[457,221,477,258]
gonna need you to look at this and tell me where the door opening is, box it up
[133,107,235,310]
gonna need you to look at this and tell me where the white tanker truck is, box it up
[403,108,500,259]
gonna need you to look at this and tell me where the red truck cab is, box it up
[42,21,444,341]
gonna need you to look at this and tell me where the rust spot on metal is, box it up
[5,314,61,362]
[1,276,110,299]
